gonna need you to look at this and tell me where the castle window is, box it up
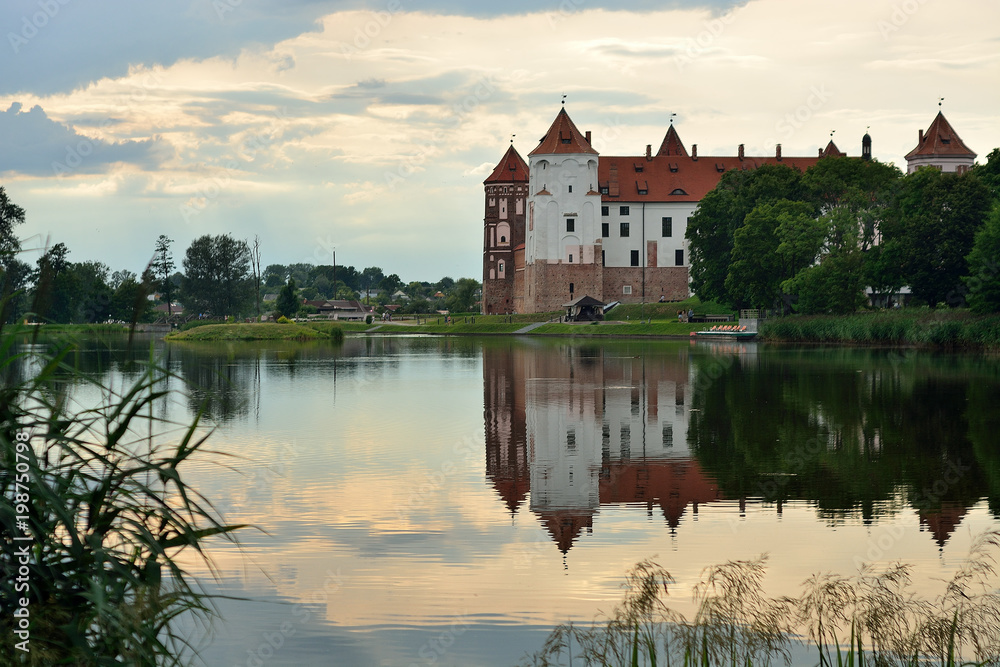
[569,254,573,263]
[623,285,632,295]
[670,188,687,196]
[620,222,630,237]
[634,163,643,172]
[630,250,639,267]
[600,186,609,195]
[602,250,605,266]
[499,262,504,273]
[568,185,573,193]
[566,218,575,232]
[500,236,506,243]
[601,206,609,216]
[675,249,684,266]
[601,222,609,237]
[662,217,672,237]
[620,206,630,215]
[569,282,574,294]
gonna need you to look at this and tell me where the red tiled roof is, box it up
[821,140,845,158]
[485,144,529,183]
[657,124,688,157]
[598,153,822,202]
[528,108,598,157]
[904,111,976,159]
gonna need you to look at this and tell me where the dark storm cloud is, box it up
[0,102,169,175]
[0,0,749,95]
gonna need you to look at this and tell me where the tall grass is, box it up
[0,331,246,664]
[759,310,1000,350]
[521,531,1000,666]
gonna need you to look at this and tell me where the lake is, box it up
[23,334,1000,665]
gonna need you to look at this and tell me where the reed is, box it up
[521,531,1000,667]
[0,332,247,664]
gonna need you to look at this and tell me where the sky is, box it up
[1,0,998,283]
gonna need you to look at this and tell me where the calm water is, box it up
[19,334,1000,665]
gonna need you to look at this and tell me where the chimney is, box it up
[738,144,744,160]
[692,144,698,160]
[776,144,782,160]
[646,144,652,160]
[918,129,924,144]
[585,130,592,145]
[818,148,823,157]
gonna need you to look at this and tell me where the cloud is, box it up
[0,1,750,96]
[0,102,169,176]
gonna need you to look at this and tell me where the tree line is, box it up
[686,148,1000,314]
[0,189,482,324]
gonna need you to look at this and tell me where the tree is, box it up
[445,278,480,313]
[964,204,1000,314]
[275,278,298,318]
[687,165,808,304]
[110,274,152,323]
[726,200,814,309]
[151,235,176,318]
[360,266,384,304]
[378,273,403,298]
[249,235,262,321]
[0,187,27,325]
[181,234,253,317]
[32,243,75,323]
[884,168,991,307]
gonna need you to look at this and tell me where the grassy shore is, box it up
[759,309,1000,349]
[165,322,340,342]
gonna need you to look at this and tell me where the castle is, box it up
[482,107,976,314]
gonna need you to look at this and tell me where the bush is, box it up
[276,315,291,324]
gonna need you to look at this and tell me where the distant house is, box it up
[263,293,279,302]
[433,291,446,299]
[392,290,410,301]
[301,299,372,320]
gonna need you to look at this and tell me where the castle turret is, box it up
[904,111,976,174]
[482,143,528,314]
[524,108,602,312]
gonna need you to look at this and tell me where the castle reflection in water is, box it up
[484,342,722,553]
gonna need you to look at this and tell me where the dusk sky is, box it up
[2,0,998,282]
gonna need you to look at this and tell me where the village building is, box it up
[904,111,977,174]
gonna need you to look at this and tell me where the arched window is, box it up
[569,282,574,294]
[500,236,506,243]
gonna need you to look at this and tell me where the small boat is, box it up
[691,325,758,340]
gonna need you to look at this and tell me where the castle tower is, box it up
[905,111,976,174]
[524,108,603,313]
[482,143,528,314]
[862,131,872,161]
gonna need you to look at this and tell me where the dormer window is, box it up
[670,188,688,196]
[634,163,644,173]
[669,162,679,172]
[715,163,726,173]
[600,186,609,195]
[637,180,649,195]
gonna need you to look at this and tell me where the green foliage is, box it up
[276,315,291,324]
[166,323,326,341]
[151,235,176,317]
[181,234,253,317]
[445,277,481,313]
[0,335,245,664]
[883,168,992,308]
[275,278,298,319]
[964,204,1000,314]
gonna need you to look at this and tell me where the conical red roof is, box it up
[528,108,598,157]
[484,143,529,184]
[821,140,845,158]
[905,112,976,160]
[657,124,688,157]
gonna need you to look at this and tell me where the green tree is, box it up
[181,234,253,316]
[445,277,480,313]
[726,200,813,309]
[360,266,384,304]
[110,274,152,323]
[151,235,176,317]
[32,243,76,323]
[0,187,27,324]
[884,168,991,307]
[971,147,1000,201]
[964,204,1000,314]
[275,278,298,319]
[687,165,807,304]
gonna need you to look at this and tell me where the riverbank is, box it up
[165,323,339,342]
[759,309,1000,349]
